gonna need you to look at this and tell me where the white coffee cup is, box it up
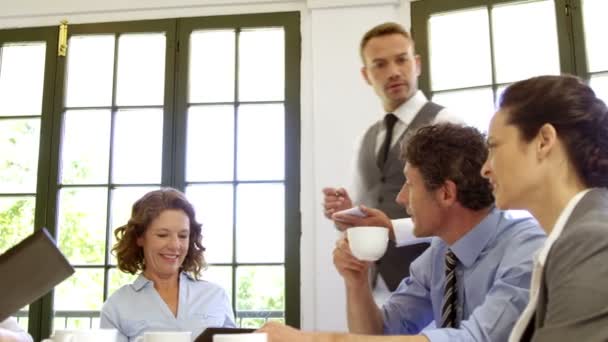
[134,331,191,342]
[41,329,118,342]
[346,226,389,261]
[214,333,267,342]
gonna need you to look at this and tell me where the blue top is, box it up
[382,208,546,342]
[100,272,235,342]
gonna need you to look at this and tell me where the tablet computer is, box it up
[0,228,74,321]
[195,327,256,342]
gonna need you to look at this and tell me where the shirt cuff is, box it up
[393,218,433,247]
[421,328,452,342]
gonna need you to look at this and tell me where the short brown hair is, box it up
[500,75,608,188]
[360,22,414,64]
[113,188,206,279]
[402,123,494,210]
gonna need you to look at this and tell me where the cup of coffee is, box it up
[134,331,191,342]
[41,329,118,342]
[346,226,389,261]
[214,333,267,342]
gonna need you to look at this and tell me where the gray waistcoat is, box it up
[357,101,444,291]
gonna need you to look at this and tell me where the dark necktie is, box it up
[441,249,458,328]
[378,113,398,167]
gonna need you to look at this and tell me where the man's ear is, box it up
[361,66,372,86]
[415,54,422,77]
[437,180,458,207]
[536,123,557,160]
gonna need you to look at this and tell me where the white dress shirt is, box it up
[508,188,592,341]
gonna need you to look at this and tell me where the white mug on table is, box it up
[41,329,118,342]
[214,332,267,342]
[134,331,191,342]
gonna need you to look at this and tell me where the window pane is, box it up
[432,88,494,133]
[189,30,235,103]
[65,35,115,107]
[202,265,233,303]
[187,105,234,182]
[583,0,608,72]
[0,119,40,193]
[57,187,108,265]
[237,104,284,181]
[187,184,233,264]
[116,34,166,106]
[236,266,284,312]
[429,8,491,90]
[108,268,137,296]
[0,196,35,254]
[60,110,111,185]
[112,109,163,184]
[239,28,284,101]
[590,74,608,103]
[109,186,158,264]
[236,184,284,263]
[53,268,104,312]
[492,0,560,83]
[0,42,46,116]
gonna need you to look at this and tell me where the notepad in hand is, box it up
[195,327,256,342]
[0,228,74,321]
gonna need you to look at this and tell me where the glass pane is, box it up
[186,184,234,264]
[60,110,111,184]
[109,186,158,264]
[0,119,40,193]
[0,196,35,253]
[65,35,115,107]
[590,74,608,103]
[0,42,45,116]
[53,268,104,311]
[202,265,233,303]
[239,28,284,101]
[57,187,108,265]
[189,30,236,103]
[112,109,163,184]
[429,8,491,90]
[236,184,284,263]
[236,266,284,312]
[108,268,137,296]
[492,0,560,83]
[116,33,166,106]
[237,104,284,181]
[186,105,234,182]
[583,0,608,72]
[432,88,494,133]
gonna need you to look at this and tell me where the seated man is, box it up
[0,317,33,342]
[261,123,546,342]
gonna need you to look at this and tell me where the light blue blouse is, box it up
[100,272,235,342]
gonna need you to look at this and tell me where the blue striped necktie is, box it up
[441,249,458,328]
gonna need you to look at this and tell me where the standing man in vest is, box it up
[323,22,462,301]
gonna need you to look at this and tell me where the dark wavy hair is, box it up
[402,123,494,210]
[360,22,415,64]
[500,75,608,188]
[113,188,206,279]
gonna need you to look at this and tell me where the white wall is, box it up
[0,0,412,332]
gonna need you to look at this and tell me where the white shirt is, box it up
[508,189,592,342]
[351,91,466,247]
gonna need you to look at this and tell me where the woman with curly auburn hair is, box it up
[481,75,608,341]
[100,188,235,341]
